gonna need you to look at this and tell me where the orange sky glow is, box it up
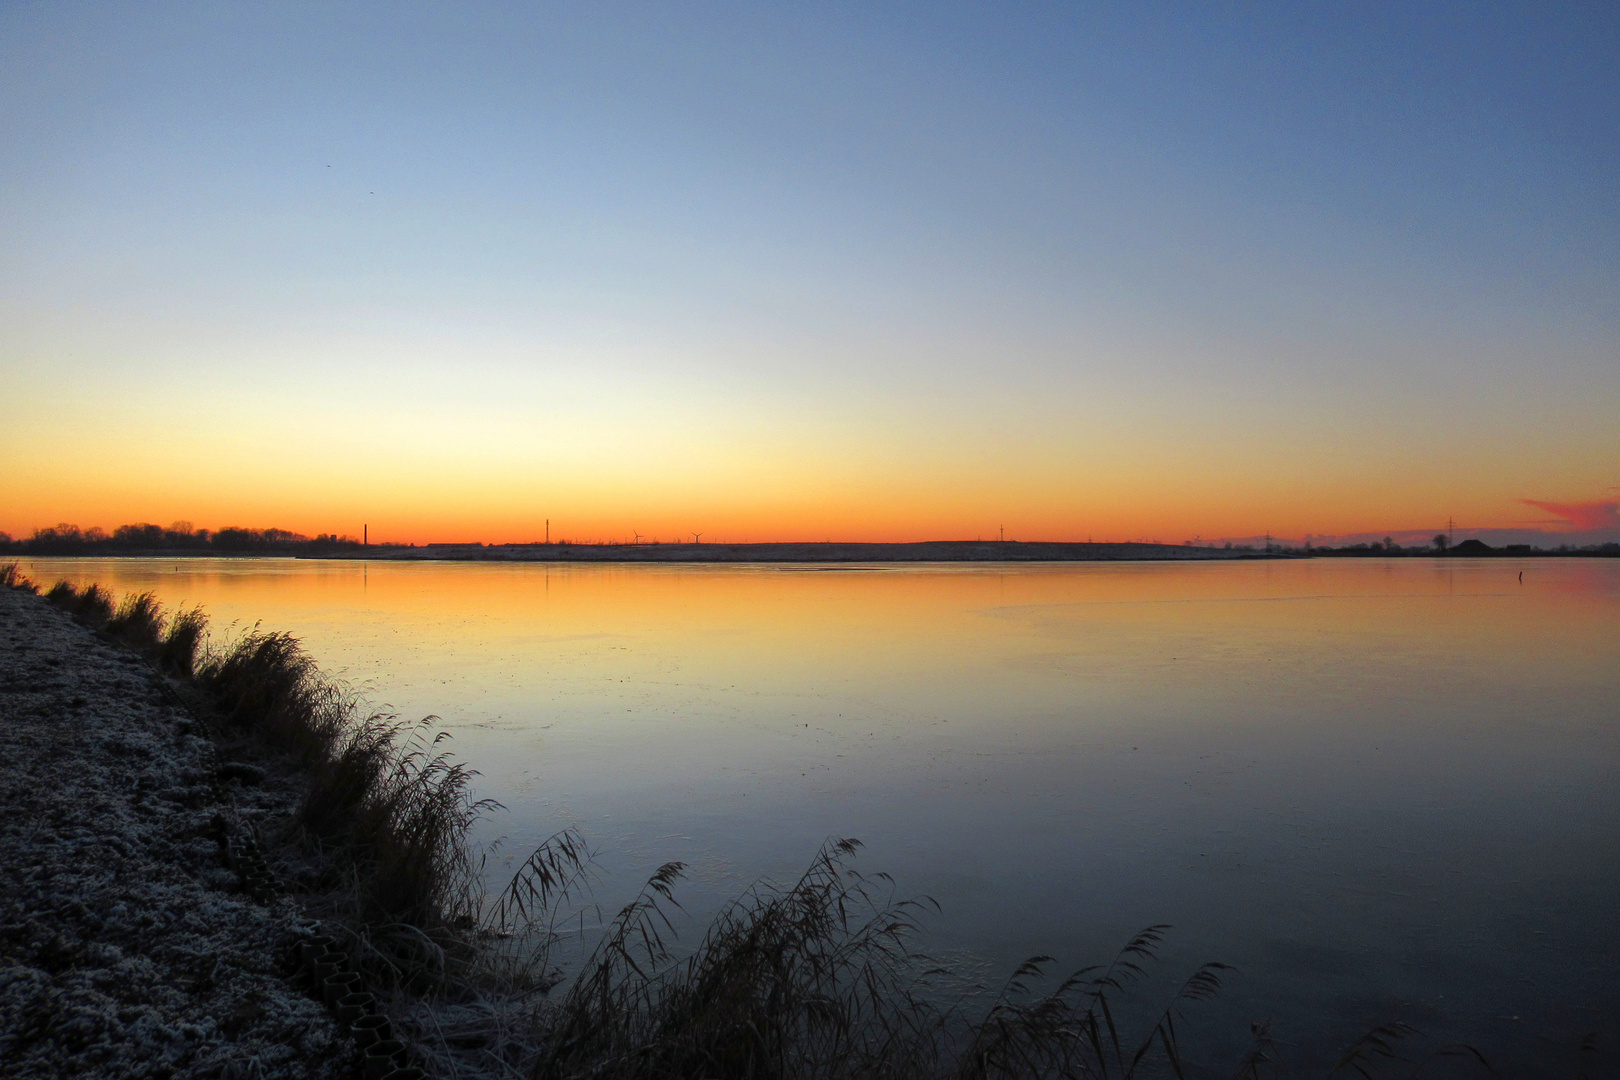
[2,7,1616,548]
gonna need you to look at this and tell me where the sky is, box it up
[2,2,1617,545]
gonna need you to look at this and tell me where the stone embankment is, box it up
[0,586,361,1078]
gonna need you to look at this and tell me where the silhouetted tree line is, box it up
[0,522,364,555]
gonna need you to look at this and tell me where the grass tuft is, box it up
[158,606,207,676]
[0,562,37,592]
[105,591,167,652]
[357,723,493,929]
[195,629,351,763]
[45,580,115,625]
[297,717,496,930]
[75,583,114,625]
[540,838,939,1080]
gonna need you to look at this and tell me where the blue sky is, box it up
[3,2,1616,542]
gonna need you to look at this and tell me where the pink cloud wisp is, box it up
[1518,498,1620,531]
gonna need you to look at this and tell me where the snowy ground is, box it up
[0,586,354,1079]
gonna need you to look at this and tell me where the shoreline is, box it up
[0,584,353,1078]
[0,572,494,1080]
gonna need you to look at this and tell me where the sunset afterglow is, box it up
[3,5,1616,545]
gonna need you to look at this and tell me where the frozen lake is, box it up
[22,555,1619,1073]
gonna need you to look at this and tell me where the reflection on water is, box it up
[21,556,1620,1072]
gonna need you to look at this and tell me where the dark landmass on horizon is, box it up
[328,540,1262,562]
[336,536,1618,562]
[5,523,1616,561]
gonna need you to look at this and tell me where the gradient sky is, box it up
[3,2,1617,544]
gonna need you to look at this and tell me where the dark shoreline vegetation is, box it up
[4,522,1616,563]
[0,561,1549,1078]
[3,522,365,557]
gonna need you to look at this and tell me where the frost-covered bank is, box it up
[0,585,351,1079]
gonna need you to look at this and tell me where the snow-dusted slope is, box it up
[0,587,350,1079]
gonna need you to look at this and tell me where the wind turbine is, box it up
[692,532,703,544]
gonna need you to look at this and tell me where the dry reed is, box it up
[525,841,1259,1080]
[46,579,114,625]
[158,606,207,676]
[105,591,167,652]
[0,562,37,592]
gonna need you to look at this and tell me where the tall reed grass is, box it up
[519,840,1260,1080]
